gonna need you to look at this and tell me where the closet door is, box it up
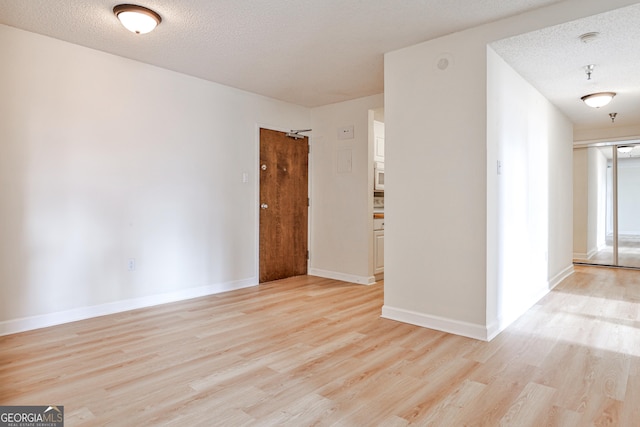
[616,144,640,268]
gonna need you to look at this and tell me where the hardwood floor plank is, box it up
[448,364,540,426]
[498,382,557,427]
[583,397,622,427]
[620,374,640,426]
[542,405,583,427]
[394,358,483,424]
[413,379,486,426]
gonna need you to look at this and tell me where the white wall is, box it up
[574,147,612,259]
[574,147,608,258]
[546,95,575,291]
[309,94,383,284]
[384,30,489,337]
[487,48,573,333]
[0,25,311,334]
[618,157,640,235]
[573,148,589,257]
[381,0,625,340]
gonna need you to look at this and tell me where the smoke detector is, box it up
[579,32,600,43]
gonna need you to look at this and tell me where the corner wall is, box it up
[487,48,573,334]
[383,30,489,338]
[574,147,609,260]
[382,0,626,340]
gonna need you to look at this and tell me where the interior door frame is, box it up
[253,123,312,283]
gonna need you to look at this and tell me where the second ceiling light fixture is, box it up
[114,4,162,34]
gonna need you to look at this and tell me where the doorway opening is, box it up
[369,107,385,281]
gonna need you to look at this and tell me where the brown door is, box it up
[259,128,308,283]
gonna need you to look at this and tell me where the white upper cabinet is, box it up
[373,120,385,163]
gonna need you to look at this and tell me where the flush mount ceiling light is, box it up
[113,4,161,34]
[581,92,616,108]
[618,146,633,153]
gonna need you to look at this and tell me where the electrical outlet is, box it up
[128,258,136,271]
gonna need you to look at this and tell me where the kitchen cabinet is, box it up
[373,217,384,275]
[373,120,385,163]
[374,230,384,274]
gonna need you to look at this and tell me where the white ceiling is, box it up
[0,0,636,131]
[491,2,640,132]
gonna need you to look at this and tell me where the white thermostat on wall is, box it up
[338,125,354,140]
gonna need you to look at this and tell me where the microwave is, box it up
[374,162,384,191]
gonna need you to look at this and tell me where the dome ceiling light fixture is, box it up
[581,92,616,108]
[113,4,161,34]
[618,145,633,154]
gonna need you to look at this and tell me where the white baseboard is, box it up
[574,248,600,260]
[308,268,376,285]
[549,264,574,290]
[381,305,491,341]
[0,278,257,336]
[382,264,575,343]
[490,264,574,339]
[490,285,550,340]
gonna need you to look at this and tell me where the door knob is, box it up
[261,203,268,209]
[261,164,267,170]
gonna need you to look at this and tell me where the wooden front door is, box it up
[259,128,308,283]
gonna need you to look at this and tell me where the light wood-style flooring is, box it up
[2,266,640,426]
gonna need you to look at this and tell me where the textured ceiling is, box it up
[491,3,640,131]
[0,0,565,108]
[0,1,636,131]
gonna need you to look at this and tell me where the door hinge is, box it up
[306,250,310,260]
[307,197,310,207]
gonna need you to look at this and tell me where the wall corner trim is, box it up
[0,278,258,336]
[488,263,575,341]
[308,268,376,285]
[549,264,575,290]
[381,305,491,341]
